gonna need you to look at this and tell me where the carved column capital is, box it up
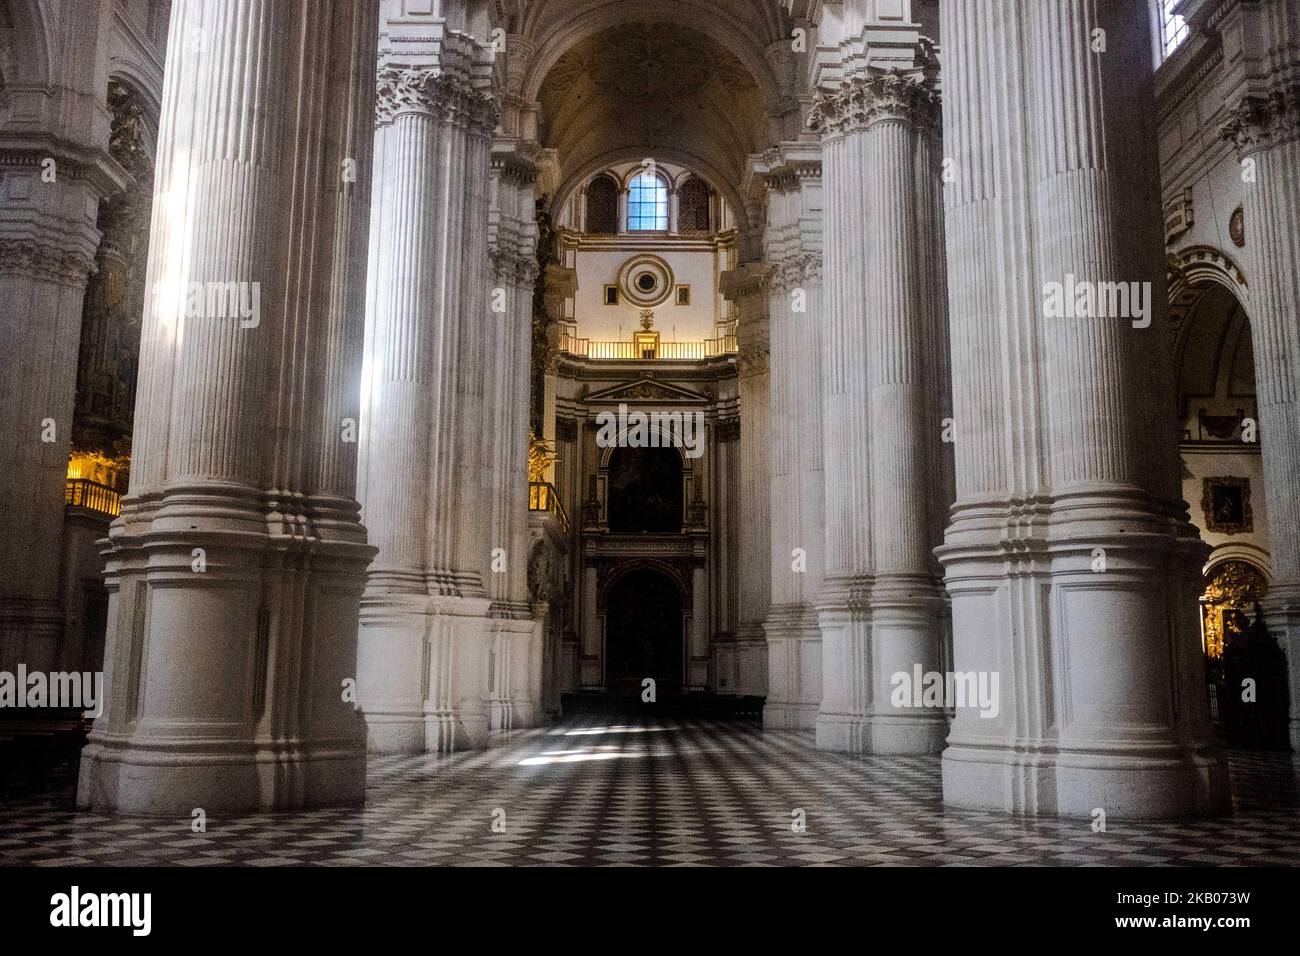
[1222,84,1300,155]
[809,71,939,137]
[375,68,500,131]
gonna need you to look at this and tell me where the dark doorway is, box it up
[607,446,682,533]
[604,568,683,695]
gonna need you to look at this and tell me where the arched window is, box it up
[627,171,668,231]
[678,178,711,235]
[585,176,618,234]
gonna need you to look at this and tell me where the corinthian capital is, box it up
[1221,84,1300,155]
[375,67,500,131]
[809,71,938,137]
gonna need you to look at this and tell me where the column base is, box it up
[762,604,821,730]
[76,738,365,816]
[942,740,1230,820]
[765,700,819,729]
[869,711,948,754]
[815,712,866,751]
[357,591,496,754]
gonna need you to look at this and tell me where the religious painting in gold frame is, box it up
[1201,476,1252,535]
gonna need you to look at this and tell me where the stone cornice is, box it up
[375,68,500,131]
[1221,82,1300,153]
[808,71,938,137]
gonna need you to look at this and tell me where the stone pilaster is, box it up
[77,0,379,814]
[1222,75,1300,749]
[937,0,1227,819]
[748,145,826,729]
[485,145,542,735]
[721,262,771,696]
[356,1,502,753]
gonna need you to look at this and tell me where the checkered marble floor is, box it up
[2,719,1298,866]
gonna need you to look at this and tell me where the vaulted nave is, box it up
[2,0,1300,881]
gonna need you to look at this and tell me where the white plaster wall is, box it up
[1181,446,1271,570]
[572,241,723,341]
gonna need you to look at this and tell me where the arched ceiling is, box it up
[537,20,770,199]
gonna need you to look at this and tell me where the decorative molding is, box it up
[0,238,97,285]
[765,251,823,293]
[1163,187,1194,243]
[585,378,710,404]
[489,246,539,286]
[716,417,741,442]
[375,68,499,130]
[808,71,938,137]
[1221,83,1300,154]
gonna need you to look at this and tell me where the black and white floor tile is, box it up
[2,719,1298,867]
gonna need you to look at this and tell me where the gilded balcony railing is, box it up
[66,478,122,517]
[528,481,570,533]
[559,332,737,360]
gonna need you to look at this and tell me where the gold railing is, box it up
[66,478,122,517]
[529,481,570,533]
[559,332,737,360]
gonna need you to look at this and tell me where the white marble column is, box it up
[1222,59,1300,750]
[937,0,1227,818]
[812,73,951,753]
[78,0,379,814]
[356,4,500,754]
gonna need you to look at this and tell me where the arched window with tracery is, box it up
[678,177,711,235]
[585,176,618,234]
[627,171,668,231]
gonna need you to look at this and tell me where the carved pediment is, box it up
[585,379,709,404]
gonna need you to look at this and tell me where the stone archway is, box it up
[602,566,686,695]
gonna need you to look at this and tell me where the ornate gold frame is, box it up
[1201,476,1253,535]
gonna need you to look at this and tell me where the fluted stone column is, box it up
[77,0,379,814]
[810,71,950,753]
[749,147,826,729]
[721,263,770,696]
[1222,57,1300,750]
[485,147,541,734]
[356,5,500,754]
[937,0,1227,818]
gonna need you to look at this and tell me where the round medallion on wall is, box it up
[618,254,675,308]
[1229,206,1246,248]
